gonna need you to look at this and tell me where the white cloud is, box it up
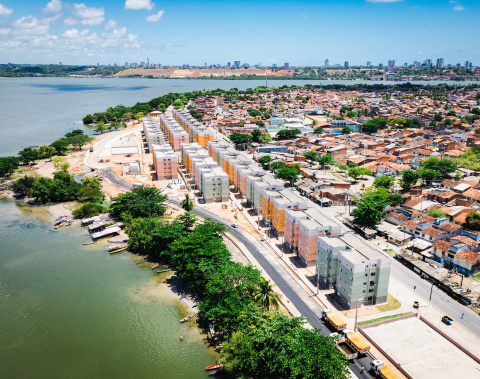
[366,0,403,3]
[65,3,104,26]
[0,4,13,16]
[125,0,155,11]
[146,10,164,22]
[453,5,464,11]
[12,15,57,35]
[0,27,10,35]
[43,0,62,13]
[105,19,118,30]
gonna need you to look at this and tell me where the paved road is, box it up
[166,198,374,379]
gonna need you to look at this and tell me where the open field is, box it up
[362,317,480,379]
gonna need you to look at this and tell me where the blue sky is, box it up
[0,0,478,66]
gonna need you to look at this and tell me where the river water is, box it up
[0,200,217,378]
[1,77,479,156]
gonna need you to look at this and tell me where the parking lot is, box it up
[362,316,480,379]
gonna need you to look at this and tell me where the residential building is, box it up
[152,144,178,180]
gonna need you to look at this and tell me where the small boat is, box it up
[157,269,171,273]
[209,368,223,376]
[151,263,160,269]
[180,315,194,323]
[83,241,96,245]
[110,247,128,254]
[54,215,65,226]
[64,218,73,226]
[205,363,223,371]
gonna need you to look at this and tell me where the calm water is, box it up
[1,77,479,156]
[0,200,217,378]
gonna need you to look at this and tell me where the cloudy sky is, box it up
[0,0,478,66]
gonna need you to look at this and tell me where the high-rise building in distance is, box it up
[436,58,445,68]
[324,59,329,67]
[284,62,289,68]
[465,61,471,68]
[388,60,395,69]
[233,61,240,68]
[366,61,371,67]
[424,59,432,67]
[227,62,231,68]
[344,61,349,69]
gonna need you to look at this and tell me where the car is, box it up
[231,223,239,228]
[442,315,453,325]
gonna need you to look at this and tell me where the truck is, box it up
[370,360,401,379]
[334,328,370,360]
[321,309,347,332]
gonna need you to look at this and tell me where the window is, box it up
[371,272,376,276]
[362,290,366,294]
[369,289,374,293]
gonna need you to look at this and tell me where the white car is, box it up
[231,223,239,228]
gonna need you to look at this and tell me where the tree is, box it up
[251,129,262,143]
[418,168,441,186]
[12,175,36,197]
[277,167,300,186]
[38,145,56,160]
[18,147,39,165]
[313,126,324,134]
[361,117,388,133]
[269,161,286,172]
[134,112,145,122]
[400,169,419,190]
[258,155,272,167]
[50,139,70,155]
[258,133,272,143]
[72,203,107,219]
[76,176,104,202]
[94,122,108,133]
[352,190,389,227]
[52,157,70,172]
[427,208,447,218]
[69,134,93,150]
[0,156,20,176]
[373,176,395,189]
[82,114,95,124]
[348,167,361,181]
[180,193,194,212]
[318,153,333,166]
[111,186,168,220]
[304,150,319,162]
[254,279,281,309]
[463,211,480,231]
[256,120,265,127]
[229,133,253,148]
[357,167,372,179]
[276,128,301,140]
[221,312,350,379]
[29,177,54,203]
[177,211,198,229]
[342,126,352,134]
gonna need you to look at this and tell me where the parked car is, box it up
[231,223,239,228]
[442,315,453,325]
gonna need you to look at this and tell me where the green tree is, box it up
[251,129,262,143]
[69,134,93,150]
[12,175,36,197]
[229,133,253,148]
[361,117,388,133]
[258,133,272,143]
[254,279,281,309]
[111,187,168,220]
[50,139,70,155]
[463,211,480,231]
[313,126,324,134]
[342,126,352,134]
[357,167,372,179]
[269,161,286,172]
[400,169,420,190]
[29,177,54,203]
[373,176,395,189]
[256,120,265,127]
[348,167,361,181]
[177,211,198,229]
[52,156,70,172]
[82,114,95,124]
[418,168,441,186]
[277,167,300,186]
[72,202,107,219]
[0,156,20,176]
[94,122,108,133]
[180,193,194,212]
[38,145,56,160]
[18,147,39,165]
[258,155,272,167]
[318,153,333,166]
[303,150,319,162]
[76,176,104,202]
[352,190,389,227]
[221,312,349,379]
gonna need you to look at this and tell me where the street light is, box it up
[354,298,364,332]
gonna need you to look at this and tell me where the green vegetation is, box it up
[456,146,480,171]
[110,186,168,220]
[353,188,403,227]
[463,211,480,231]
[180,193,194,212]
[361,117,388,133]
[277,167,300,186]
[373,176,395,189]
[13,172,104,204]
[400,169,420,190]
[358,312,411,327]
[258,155,272,167]
[276,128,301,140]
[229,133,253,148]
[72,202,109,219]
[0,156,20,177]
[303,150,319,162]
[0,64,126,78]
[426,208,447,218]
[376,293,402,312]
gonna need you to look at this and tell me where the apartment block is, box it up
[248,174,284,214]
[152,144,178,180]
[159,115,189,151]
[316,234,391,309]
[143,117,166,152]
[199,166,229,203]
[262,190,307,237]
[173,109,214,147]
[284,208,343,267]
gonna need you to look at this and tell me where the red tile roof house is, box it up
[432,240,480,276]
[401,220,449,243]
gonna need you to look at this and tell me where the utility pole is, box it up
[354,299,363,332]
[429,282,434,306]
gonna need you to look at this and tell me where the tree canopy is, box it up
[111,187,167,220]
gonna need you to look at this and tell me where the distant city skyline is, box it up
[0,0,479,65]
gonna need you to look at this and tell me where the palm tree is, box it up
[180,193,194,212]
[254,279,281,309]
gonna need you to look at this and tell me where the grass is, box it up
[376,293,401,312]
[357,312,413,327]
[472,272,480,281]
